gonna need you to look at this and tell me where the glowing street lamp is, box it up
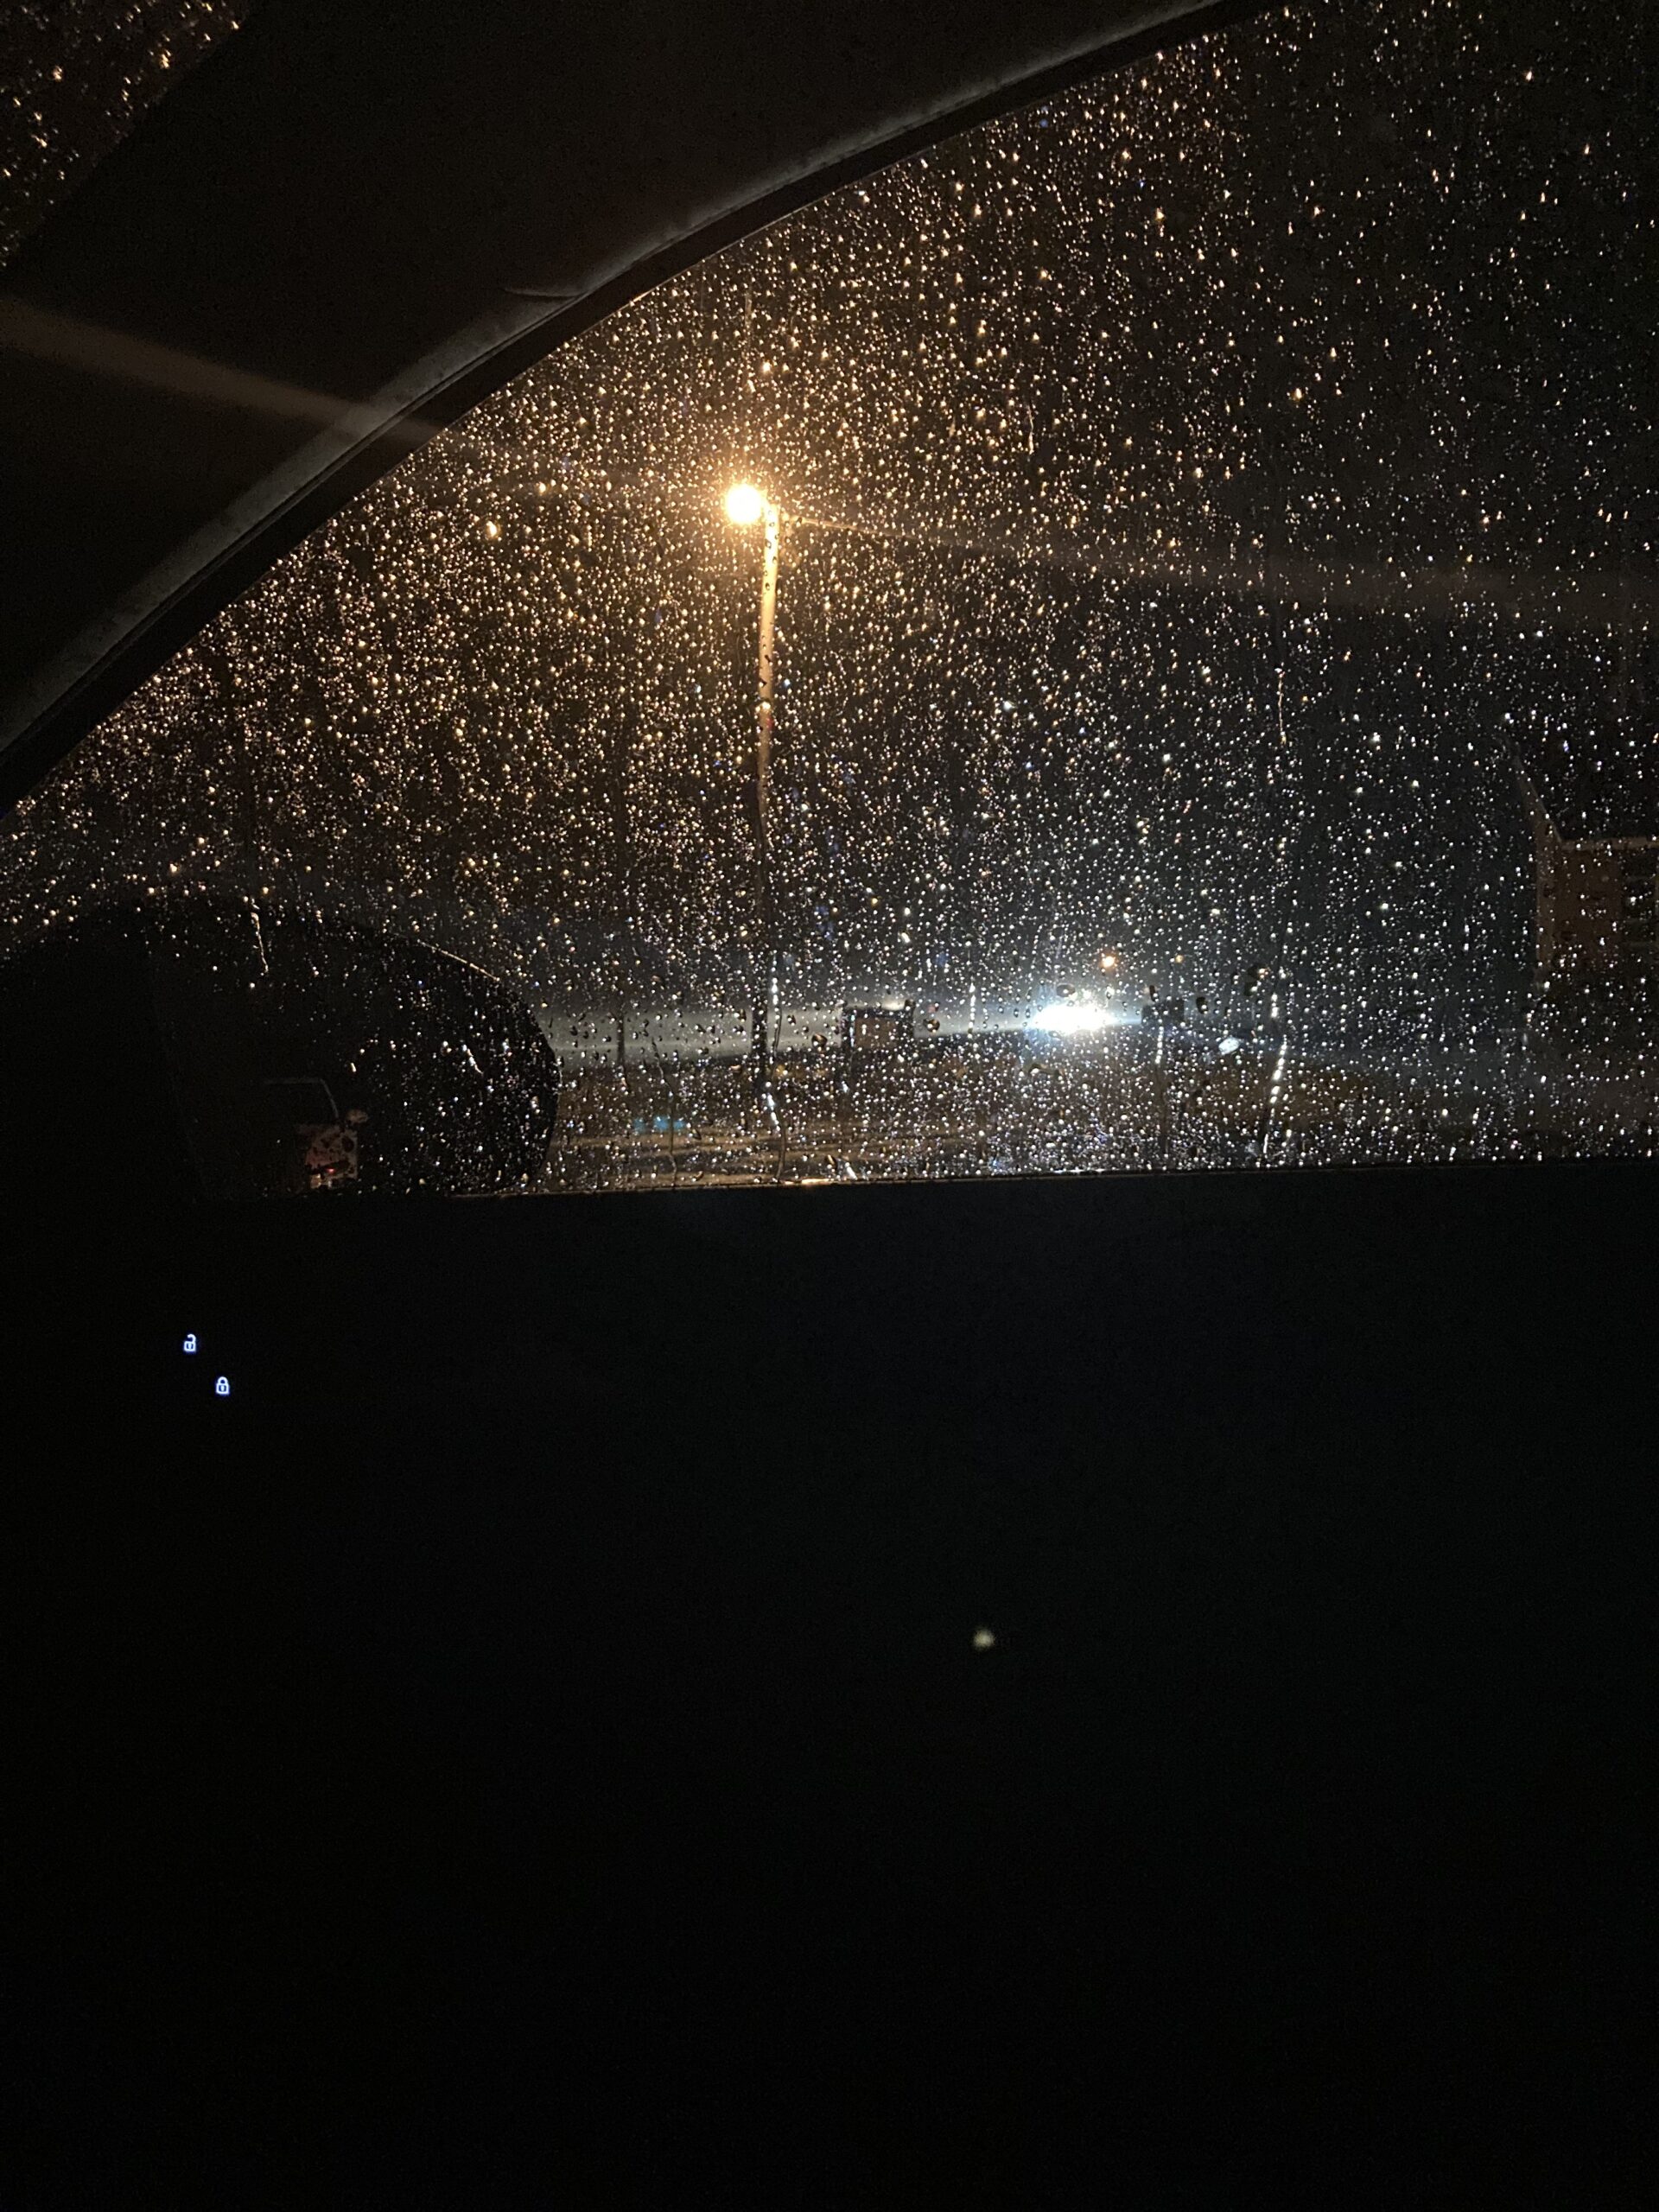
[723,482,767,528]
[725,483,783,1096]
[724,482,781,801]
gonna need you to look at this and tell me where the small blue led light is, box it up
[214,1376,231,1398]
[183,1333,199,1354]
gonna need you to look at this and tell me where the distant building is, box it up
[1519,773,1659,979]
[1518,771,1658,1058]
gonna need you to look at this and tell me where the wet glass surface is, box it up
[0,2,250,267]
[2,0,1654,1195]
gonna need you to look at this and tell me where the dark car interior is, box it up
[4,3,1653,2202]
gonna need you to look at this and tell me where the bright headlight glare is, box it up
[1029,1000,1117,1035]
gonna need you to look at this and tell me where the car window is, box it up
[2,0,1653,1193]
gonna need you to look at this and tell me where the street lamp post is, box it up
[725,483,783,1122]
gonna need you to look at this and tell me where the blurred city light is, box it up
[1028,999,1123,1036]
